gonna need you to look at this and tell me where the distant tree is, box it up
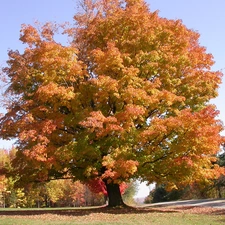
[145,184,183,203]
[212,151,225,198]
[122,180,138,205]
[0,0,224,207]
[0,148,17,207]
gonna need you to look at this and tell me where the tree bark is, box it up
[105,181,126,207]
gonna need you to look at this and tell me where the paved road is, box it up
[142,199,225,208]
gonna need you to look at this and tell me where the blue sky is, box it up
[0,0,225,197]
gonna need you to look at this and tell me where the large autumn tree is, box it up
[0,0,224,207]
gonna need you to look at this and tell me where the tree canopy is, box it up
[0,0,224,207]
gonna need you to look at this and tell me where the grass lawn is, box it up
[0,206,224,225]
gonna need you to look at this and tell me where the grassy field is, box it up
[0,206,224,225]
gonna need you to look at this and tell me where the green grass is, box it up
[0,207,224,225]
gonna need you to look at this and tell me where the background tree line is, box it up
[0,148,137,208]
[145,145,225,203]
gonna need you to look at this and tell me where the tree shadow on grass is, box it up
[152,205,225,216]
[0,206,178,217]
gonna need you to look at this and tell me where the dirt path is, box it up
[142,198,225,208]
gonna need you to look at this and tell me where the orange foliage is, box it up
[0,0,224,200]
[87,178,127,196]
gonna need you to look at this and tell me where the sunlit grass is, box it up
[0,207,224,225]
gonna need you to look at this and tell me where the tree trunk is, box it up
[105,181,126,207]
[217,186,222,199]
